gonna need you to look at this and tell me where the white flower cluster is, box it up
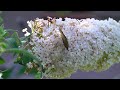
[24,17,120,79]
[22,28,30,37]
[26,62,33,69]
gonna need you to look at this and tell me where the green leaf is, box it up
[17,66,26,76]
[0,37,5,42]
[2,68,13,79]
[0,25,8,38]
[5,32,21,48]
[35,71,42,79]
[0,17,3,24]
[5,38,18,48]
[20,37,26,41]
[16,54,34,65]
[5,29,19,32]
[5,48,39,65]
[2,31,9,37]
[0,42,7,49]
[5,48,38,59]
[0,26,6,37]
[20,35,31,43]
[11,32,21,46]
[0,56,5,64]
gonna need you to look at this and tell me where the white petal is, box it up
[27,21,34,29]
[24,32,30,37]
[22,28,27,32]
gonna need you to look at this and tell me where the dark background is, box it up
[1,11,120,79]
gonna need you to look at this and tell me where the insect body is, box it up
[47,16,56,23]
[59,27,69,50]
[47,16,56,27]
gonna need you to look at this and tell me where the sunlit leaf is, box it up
[0,42,7,49]
[2,31,9,37]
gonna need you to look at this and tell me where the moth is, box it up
[59,27,69,50]
[47,17,69,50]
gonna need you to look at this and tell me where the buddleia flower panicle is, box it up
[22,17,120,79]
